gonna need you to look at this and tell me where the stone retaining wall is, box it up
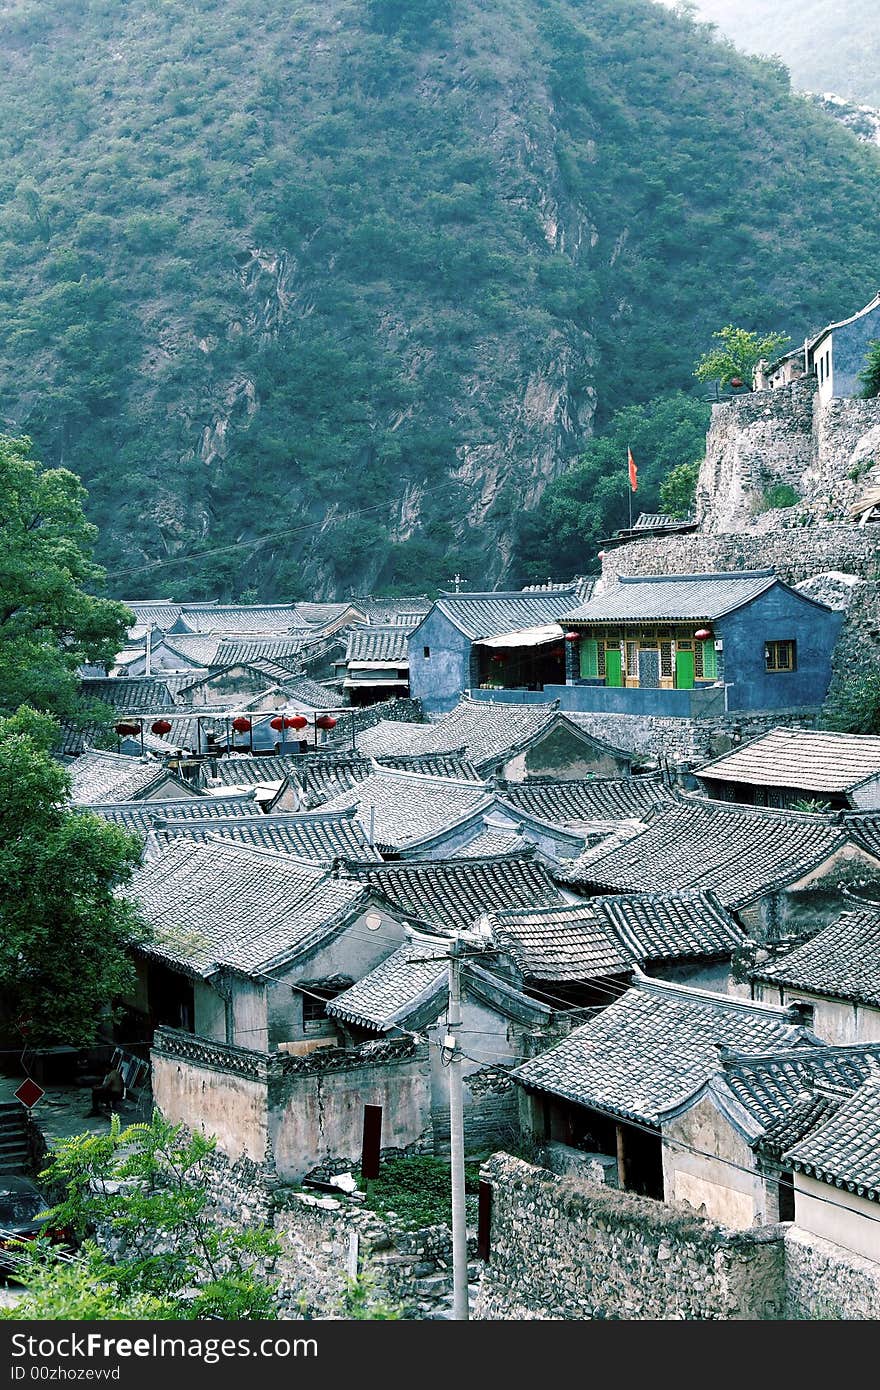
[572,706,817,764]
[474,1154,785,1320]
[601,525,880,588]
[784,1227,880,1320]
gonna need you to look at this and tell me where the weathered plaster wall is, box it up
[152,1044,268,1166]
[661,1095,765,1230]
[408,610,472,715]
[792,1176,880,1265]
[474,1153,785,1319]
[752,985,880,1046]
[268,1044,432,1181]
[501,723,630,782]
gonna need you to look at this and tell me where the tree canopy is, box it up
[0,435,132,721]
[0,707,145,1046]
[3,1114,280,1320]
[693,325,791,389]
[513,392,709,582]
[859,340,880,398]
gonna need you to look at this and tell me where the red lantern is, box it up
[694,628,712,641]
[151,719,172,736]
[315,714,337,731]
[289,715,308,731]
[115,721,141,737]
[729,377,743,388]
[231,716,252,734]
[269,716,285,732]
[564,631,580,643]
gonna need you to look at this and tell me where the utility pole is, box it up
[448,573,467,594]
[445,934,469,1321]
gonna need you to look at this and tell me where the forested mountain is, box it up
[0,0,879,598]
[667,0,880,106]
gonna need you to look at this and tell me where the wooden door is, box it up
[675,648,695,689]
[605,648,623,687]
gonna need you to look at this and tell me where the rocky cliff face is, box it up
[696,382,880,533]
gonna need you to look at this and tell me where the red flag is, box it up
[628,446,638,493]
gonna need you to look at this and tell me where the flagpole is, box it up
[628,445,633,530]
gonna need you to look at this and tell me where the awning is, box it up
[475,623,564,650]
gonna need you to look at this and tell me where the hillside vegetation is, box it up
[0,0,878,596]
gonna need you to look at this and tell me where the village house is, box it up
[497,772,675,831]
[555,570,842,718]
[356,695,634,781]
[754,290,880,402]
[65,750,201,805]
[327,928,556,1151]
[152,808,383,866]
[408,588,584,714]
[695,727,880,811]
[561,796,880,940]
[783,1077,880,1263]
[597,891,746,993]
[513,974,814,1199]
[395,799,587,866]
[750,904,880,1043]
[657,1042,880,1230]
[334,625,413,706]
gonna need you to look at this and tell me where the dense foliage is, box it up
[822,670,880,735]
[4,1114,280,1320]
[859,341,880,399]
[514,392,709,581]
[0,0,878,595]
[0,435,131,721]
[0,708,145,1046]
[362,1155,481,1228]
[693,325,791,389]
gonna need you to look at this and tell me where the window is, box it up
[625,641,638,678]
[423,646,430,659]
[302,984,345,1028]
[765,639,797,672]
[660,641,673,679]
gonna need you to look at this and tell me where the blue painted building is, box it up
[556,570,842,716]
[409,588,584,714]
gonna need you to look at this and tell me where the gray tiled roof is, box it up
[561,799,856,908]
[632,512,681,530]
[67,752,193,805]
[451,829,529,859]
[172,605,309,635]
[431,589,579,641]
[514,976,810,1126]
[352,595,431,626]
[563,570,783,623]
[326,941,447,1032]
[206,756,296,788]
[128,837,365,977]
[487,902,635,983]
[751,908,880,1007]
[377,752,483,781]
[784,1079,880,1200]
[357,697,625,774]
[712,1044,880,1142]
[124,601,185,628]
[79,792,257,836]
[288,755,376,808]
[344,855,563,935]
[847,813,880,859]
[346,626,411,664]
[282,676,346,709]
[157,810,383,865]
[758,1093,843,1161]
[79,677,175,712]
[499,774,672,827]
[293,602,364,628]
[158,634,222,668]
[319,767,494,852]
[214,636,310,668]
[599,891,745,963]
[697,728,880,795]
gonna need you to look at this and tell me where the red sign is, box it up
[14,1078,45,1110]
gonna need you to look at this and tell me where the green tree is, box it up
[659,459,700,518]
[514,393,710,582]
[693,326,791,389]
[3,1114,281,1320]
[823,670,880,735]
[0,435,133,720]
[859,340,880,398]
[0,708,145,1046]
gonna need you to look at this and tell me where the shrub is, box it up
[754,482,800,512]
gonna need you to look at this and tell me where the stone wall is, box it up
[474,1153,785,1320]
[784,1227,880,1320]
[694,381,880,533]
[601,525,880,587]
[570,706,817,764]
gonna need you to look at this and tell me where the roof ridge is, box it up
[631,968,805,1019]
[617,569,776,584]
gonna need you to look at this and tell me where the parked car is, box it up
[0,1177,54,1279]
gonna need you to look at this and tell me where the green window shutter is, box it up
[580,638,599,678]
[702,639,717,679]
